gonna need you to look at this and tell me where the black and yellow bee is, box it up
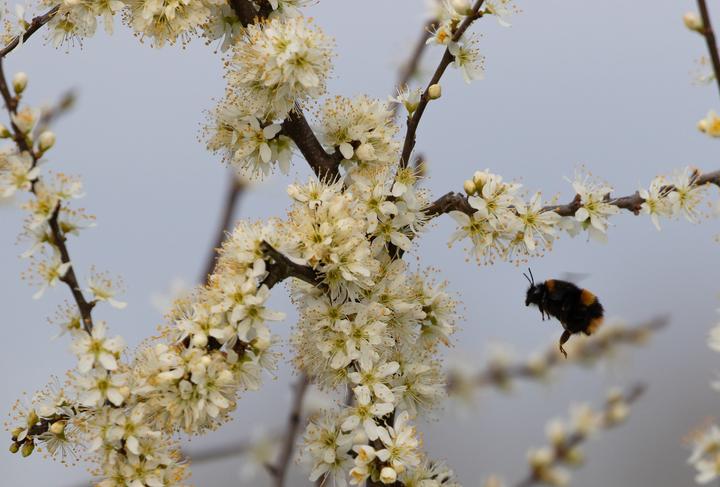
[523,269,604,358]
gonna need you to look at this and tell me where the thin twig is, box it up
[399,1,486,168]
[201,176,245,284]
[34,90,76,136]
[0,58,96,333]
[391,19,437,119]
[0,5,60,58]
[512,384,646,487]
[268,374,311,487]
[423,169,720,219]
[447,318,667,395]
[697,0,720,99]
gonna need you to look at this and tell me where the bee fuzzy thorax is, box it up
[523,269,605,358]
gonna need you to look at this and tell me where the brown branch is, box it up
[399,1,486,168]
[0,5,60,58]
[697,0,720,99]
[260,241,323,290]
[512,384,646,487]
[227,0,259,26]
[281,109,342,181]
[201,176,245,284]
[0,59,95,333]
[447,318,667,395]
[268,373,311,487]
[424,169,720,219]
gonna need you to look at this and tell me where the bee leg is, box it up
[558,330,571,359]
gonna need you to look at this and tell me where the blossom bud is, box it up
[10,427,23,441]
[0,123,11,138]
[191,333,208,348]
[698,118,709,133]
[355,143,376,161]
[12,72,28,95]
[564,447,584,465]
[253,334,271,351]
[380,466,397,484]
[452,0,473,15]
[9,442,20,454]
[49,421,65,436]
[684,12,703,32]
[473,170,488,188]
[463,179,476,195]
[428,83,442,100]
[21,441,34,457]
[38,131,55,152]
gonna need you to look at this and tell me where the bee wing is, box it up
[560,272,590,285]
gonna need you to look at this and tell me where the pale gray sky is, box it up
[2,1,720,486]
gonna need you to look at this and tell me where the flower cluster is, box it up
[449,167,714,264]
[320,95,400,177]
[522,387,637,487]
[0,0,312,49]
[450,169,560,263]
[278,176,458,485]
[227,16,334,118]
[205,13,334,178]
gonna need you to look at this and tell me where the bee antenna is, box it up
[523,269,533,285]
[523,268,535,286]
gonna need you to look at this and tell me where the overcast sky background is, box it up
[2,0,720,485]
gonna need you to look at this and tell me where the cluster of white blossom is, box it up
[1,73,196,485]
[523,389,632,487]
[0,0,311,49]
[205,13,334,178]
[449,167,714,264]
[421,0,520,85]
[320,96,400,177]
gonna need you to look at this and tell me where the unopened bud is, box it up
[463,179,476,195]
[38,131,55,152]
[10,427,23,441]
[20,441,34,457]
[355,142,376,161]
[252,334,271,351]
[9,442,19,454]
[428,83,442,100]
[473,170,488,189]
[380,466,397,484]
[564,447,584,465]
[0,123,10,138]
[698,118,709,133]
[452,0,473,15]
[26,410,38,427]
[684,12,703,32]
[12,72,27,95]
[49,421,65,436]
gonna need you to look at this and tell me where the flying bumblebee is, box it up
[523,269,604,358]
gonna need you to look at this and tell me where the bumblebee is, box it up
[523,269,604,358]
